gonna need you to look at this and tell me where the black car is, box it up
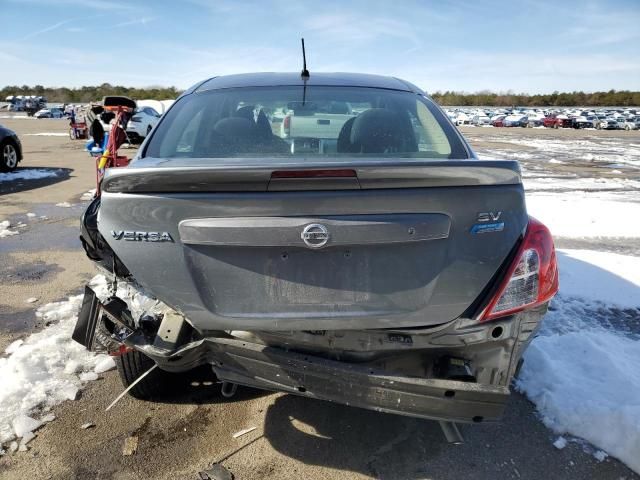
[0,124,22,172]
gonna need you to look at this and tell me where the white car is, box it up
[126,106,161,143]
[623,117,640,130]
[471,114,491,126]
[34,108,64,119]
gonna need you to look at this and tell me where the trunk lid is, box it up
[98,160,527,331]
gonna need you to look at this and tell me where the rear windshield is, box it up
[143,86,468,160]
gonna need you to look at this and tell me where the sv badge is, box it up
[477,211,502,222]
[111,230,173,242]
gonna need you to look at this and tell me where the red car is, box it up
[543,115,574,128]
[491,115,505,127]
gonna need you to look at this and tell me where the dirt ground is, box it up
[0,117,638,479]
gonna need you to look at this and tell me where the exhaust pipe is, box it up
[439,421,464,445]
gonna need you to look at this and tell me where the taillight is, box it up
[478,217,559,322]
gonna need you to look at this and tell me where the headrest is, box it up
[350,108,415,154]
[214,117,257,139]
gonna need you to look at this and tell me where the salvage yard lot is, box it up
[0,117,639,479]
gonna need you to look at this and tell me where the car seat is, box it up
[338,108,417,154]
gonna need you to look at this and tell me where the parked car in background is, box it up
[0,124,22,171]
[623,117,640,130]
[574,116,598,129]
[125,106,161,143]
[34,107,64,119]
[471,113,491,126]
[526,114,545,127]
[491,115,506,127]
[543,115,574,128]
[503,114,528,127]
[455,112,471,126]
[598,118,622,130]
[73,72,559,434]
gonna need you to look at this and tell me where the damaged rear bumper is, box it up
[73,285,543,423]
[184,337,508,423]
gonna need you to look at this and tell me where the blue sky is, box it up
[1,0,639,93]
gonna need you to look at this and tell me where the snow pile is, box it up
[0,220,19,238]
[80,189,96,201]
[526,193,640,238]
[0,276,115,448]
[0,169,60,183]
[518,249,640,473]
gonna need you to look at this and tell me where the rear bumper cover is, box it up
[73,286,544,423]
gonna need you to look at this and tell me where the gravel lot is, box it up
[0,117,638,479]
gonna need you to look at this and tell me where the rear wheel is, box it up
[115,349,174,399]
[1,141,19,172]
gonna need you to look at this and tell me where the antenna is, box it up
[301,38,310,78]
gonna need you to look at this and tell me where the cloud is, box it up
[113,16,157,28]
[20,19,73,41]
[7,0,135,10]
[303,12,421,48]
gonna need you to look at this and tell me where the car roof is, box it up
[191,72,423,95]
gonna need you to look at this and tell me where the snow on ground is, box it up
[23,133,69,137]
[80,189,96,201]
[0,276,115,449]
[476,136,640,169]
[526,193,640,238]
[0,169,60,183]
[0,220,19,239]
[517,249,640,473]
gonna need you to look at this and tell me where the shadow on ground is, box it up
[0,167,72,195]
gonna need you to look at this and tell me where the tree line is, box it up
[430,89,640,107]
[1,84,639,107]
[0,84,181,103]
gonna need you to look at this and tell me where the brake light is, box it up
[271,169,356,179]
[479,217,559,322]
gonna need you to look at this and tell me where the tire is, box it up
[115,349,173,399]
[1,140,19,172]
[69,128,76,140]
[625,125,631,131]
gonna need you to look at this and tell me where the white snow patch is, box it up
[0,169,60,183]
[23,133,69,137]
[80,189,96,201]
[0,220,19,238]
[526,194,640,238]
[26,212,36,218]
[4,340,24,355]
[594,450,609,462]
[553,437,567,449]
[557,250,640,308]
[518,249,640,473]
[0,276,115,446]
[55,202,73,208]
[25,297,38,304]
